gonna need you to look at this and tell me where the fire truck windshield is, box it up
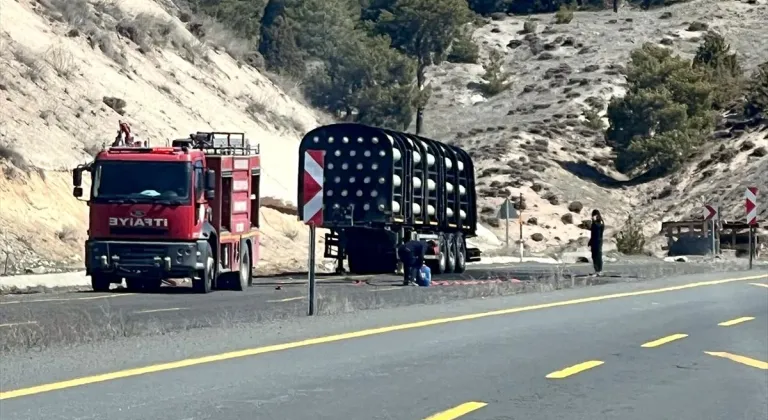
[92,161,192,204]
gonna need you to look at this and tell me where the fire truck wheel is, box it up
[193,244,214,294]
[91,275,112,292]
[233,245,251,291]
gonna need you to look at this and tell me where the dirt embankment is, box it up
[0,0,335,275]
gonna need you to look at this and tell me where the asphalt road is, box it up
[0,272,766,420]
[0,262,715,340]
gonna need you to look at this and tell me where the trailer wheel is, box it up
[431,235,448,274]
[91,275,112,292]
[193,243,214,294]
[446,234,456,273]
[454,234,467,274]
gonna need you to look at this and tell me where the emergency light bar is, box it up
[107,147,179,154]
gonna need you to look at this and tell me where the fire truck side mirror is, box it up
[73,187,83,198]
[73,168,82,187]
[204,169,215,200]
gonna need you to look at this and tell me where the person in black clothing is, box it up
[588,209,605,275]
[397,239,427,286]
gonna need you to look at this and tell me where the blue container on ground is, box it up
[417,265,431,287]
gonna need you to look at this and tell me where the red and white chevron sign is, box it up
[302,150,325,225]
[745,186,758,225]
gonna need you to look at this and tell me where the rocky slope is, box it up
[0,0,765,276]
[421,0,768,256]
[0,0,329,274]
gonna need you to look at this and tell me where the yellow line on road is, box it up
[133,308,187,314]
[641,333,688,348]
[424,402,488,420]
[266,296,305,303]
[718,316,755,327]
[0,321,38,328]
[704,351,768,370]
[749,283,768,289]
[546,360,604,379]
[0,273,764,401]
[0,293,136,305]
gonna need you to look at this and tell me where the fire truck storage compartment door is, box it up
[230,167,250,235]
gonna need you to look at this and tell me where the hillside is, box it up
[422,0,768,255]
[0,0,766,276]
[0,0,330,274]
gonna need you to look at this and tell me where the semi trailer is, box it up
[72,125,262,293]
[297,123,481,275]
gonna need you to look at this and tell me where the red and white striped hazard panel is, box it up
[745,187,758,225]
[302,150,324,225]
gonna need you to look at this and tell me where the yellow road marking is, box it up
[704,351,768,370]
[718,316,755,327]
[641,333,688,348]
[0,273,764,400]
[266,296,305,303]
[749,283,768,289]
[133,308,187,314]
[0,293,136,305]
[370,287,401,292]
[546,360,604,379]
[424,402,488,420]
[0,321,38,328]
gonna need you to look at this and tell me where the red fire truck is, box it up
[72,126,261,293]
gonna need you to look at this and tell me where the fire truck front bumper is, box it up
[85,240,209,279]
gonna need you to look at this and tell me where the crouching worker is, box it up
[397,239,427,286]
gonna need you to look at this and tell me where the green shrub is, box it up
[447,31,480,64]
[479,49,512,96]
[522,19,537,34]
[554,5,573,24]
[615,216,646,255]
[606,43,715,174]
[692,32,743,109]
[745,61,768,117]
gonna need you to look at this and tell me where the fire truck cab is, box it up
[72,127,261,294]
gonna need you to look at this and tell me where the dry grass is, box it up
[45,44,78,79]
[55,225,79,243]
[12,47,46,83]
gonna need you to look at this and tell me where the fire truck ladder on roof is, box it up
[172,132,260,156]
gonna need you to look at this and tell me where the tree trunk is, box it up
[613,0,619,13]
[415,63,425,135]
